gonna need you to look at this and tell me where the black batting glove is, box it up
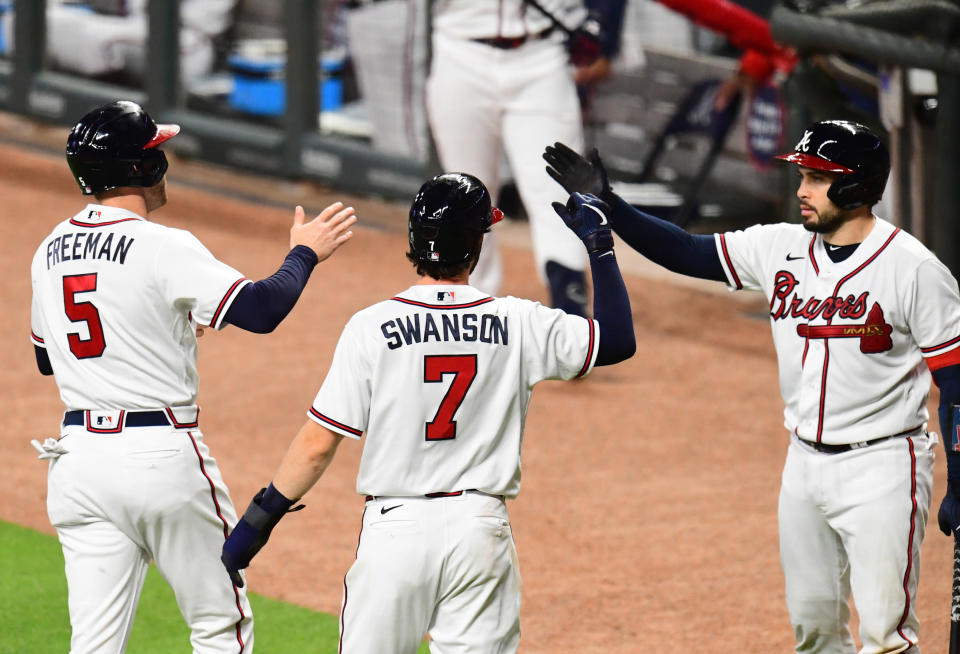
[221,483,302,587]
[551,192,614,254]
[939,481,960,537]
[543,142,611,199]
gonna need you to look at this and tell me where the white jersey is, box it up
[432,0,585,40]
[309,284,598,498]
[716,217,960,444]
[30,204,250,410]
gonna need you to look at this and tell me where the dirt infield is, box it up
[1,134,953,654]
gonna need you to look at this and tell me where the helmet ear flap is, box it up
[827,169,885,210]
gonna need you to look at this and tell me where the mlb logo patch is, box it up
[437,291,455,302]
[87,209,102,221]
[96,415,113,426]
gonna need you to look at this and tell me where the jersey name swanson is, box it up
[45,231,135,269]
[380,311,508,350]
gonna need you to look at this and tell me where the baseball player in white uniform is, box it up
[544,121,960,653]
[221,173,635,653]
[426,0,620,316]
[29,100,356,654]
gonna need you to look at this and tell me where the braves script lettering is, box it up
[769,271,868,321]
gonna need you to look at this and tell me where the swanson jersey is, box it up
[716,217,960,444]
[30,204,250,410]
[308,284,598,498]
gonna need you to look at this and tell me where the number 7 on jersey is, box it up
[423,354,477,441]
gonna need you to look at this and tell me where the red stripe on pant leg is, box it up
[895,438,918,648]
[339,505,367,654]
[187,432,247,653]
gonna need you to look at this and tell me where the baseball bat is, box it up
[952,535,960,654]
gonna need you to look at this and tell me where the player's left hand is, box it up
[221,484,303,587]
[551,192,614,254]
[937,483,960,536]
[290,202,357,263]
[543,142,611,198]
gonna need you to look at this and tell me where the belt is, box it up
[63,408,198,432]
[472,27,554,50]
[365,489,503,501]
[800,425,923,454]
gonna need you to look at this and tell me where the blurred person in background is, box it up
[1,0,236,86]
[425,0,626,317]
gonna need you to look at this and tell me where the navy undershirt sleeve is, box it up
[34,345,53,375]
[590,249,636,366]
[605,193,727,282]
[224,245,319,333]
[933,364,960,482]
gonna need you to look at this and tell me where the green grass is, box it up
[0,520,429,653]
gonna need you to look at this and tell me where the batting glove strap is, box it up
[583,230,614,254]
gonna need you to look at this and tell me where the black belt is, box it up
[63,409,170,428]
[366,489,504,501]
[472,27,554,50]
[800,426,922,454]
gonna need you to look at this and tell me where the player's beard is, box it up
[144,178,168,213]
[801,202,853,235]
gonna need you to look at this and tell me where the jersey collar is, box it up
[69,204,147,227]
[392,284,494,309]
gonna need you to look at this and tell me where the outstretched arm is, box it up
[224,203,357,333]
[934,363,960,536]
[552,193,635,366]
[221,420,344,587]
[544,142,726,282]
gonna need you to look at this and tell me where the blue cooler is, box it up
[228,43,344,116]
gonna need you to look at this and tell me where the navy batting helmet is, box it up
[776,120,889,210]
[66,100,180,195]
[408,173,503,266]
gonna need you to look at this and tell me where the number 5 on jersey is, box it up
[63,273,106,359]
[424,354,477,441]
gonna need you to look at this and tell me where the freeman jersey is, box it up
[432,0,585,40]
[309,284,598,498]
[30,204,250,410]
[716,217,960,444]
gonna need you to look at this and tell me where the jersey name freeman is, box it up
[380,312,508,350]
[46,231,135,269]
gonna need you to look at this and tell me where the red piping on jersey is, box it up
[814,228,900,441]
[339,504,367,654]
[576,319,596,378]
[895,437,919,648]
[68,217,141,228]
[31,331,44,344]
[390,296,495,310]
[923,334,960,355]
[211,278,248,328]
[718,234,743,289]
[808,236,819,275]
[927,346,960,372]
[309,407,363,437]
[187,431,247,653]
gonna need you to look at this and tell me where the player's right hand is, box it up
[551,192,614,254]
[937,483,960,537]
[290,202,357,262]
[543,142,610,198]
